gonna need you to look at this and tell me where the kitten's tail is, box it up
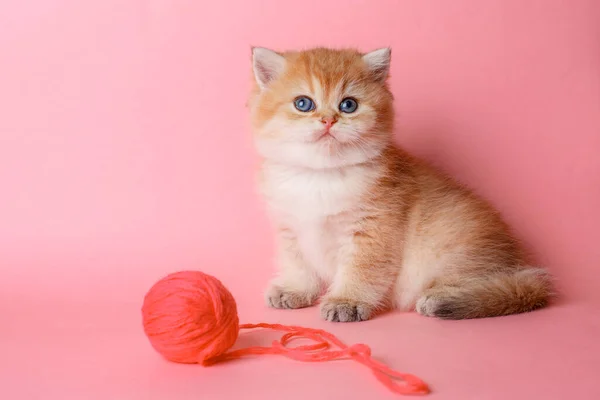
[417,267,554,320]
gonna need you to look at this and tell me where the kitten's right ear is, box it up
[252,47,286,90]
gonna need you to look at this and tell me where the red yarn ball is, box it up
[141,271,240,365]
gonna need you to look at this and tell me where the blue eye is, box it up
[339,98,358,113]
[294,96,315,112]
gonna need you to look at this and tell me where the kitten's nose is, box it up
[320,117,337,129]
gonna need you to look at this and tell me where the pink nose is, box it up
[320,117,337,129]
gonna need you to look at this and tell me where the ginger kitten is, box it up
[248,47,552,322]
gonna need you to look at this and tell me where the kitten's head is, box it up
[249,47,394,169]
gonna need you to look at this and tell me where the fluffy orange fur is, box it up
[248,47,553,322]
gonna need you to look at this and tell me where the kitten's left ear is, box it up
[362,48,391,82]
[252,47,286,90]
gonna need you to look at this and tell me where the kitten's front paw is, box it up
[265,285,316,309]
[320,297,374,322]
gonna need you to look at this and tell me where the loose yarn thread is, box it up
[142,270,429,396]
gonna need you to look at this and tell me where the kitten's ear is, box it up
[362,48,391,82]
[252,47,286,89]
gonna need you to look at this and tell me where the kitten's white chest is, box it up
[261,162,375,222]
[261,163,377,276]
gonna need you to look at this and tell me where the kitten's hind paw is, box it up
[416,291,470,320]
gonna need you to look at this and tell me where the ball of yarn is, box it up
[141,270,239,365]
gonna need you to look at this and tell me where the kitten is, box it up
[248,47,552,322]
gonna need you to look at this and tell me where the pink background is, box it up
[1,1,599,399]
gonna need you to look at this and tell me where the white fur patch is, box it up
[261,161,381,281]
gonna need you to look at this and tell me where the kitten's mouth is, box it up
[316,130,337,142]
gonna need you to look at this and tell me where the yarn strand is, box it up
[204,323,430,396]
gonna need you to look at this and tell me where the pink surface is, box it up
[1,1,599,399]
